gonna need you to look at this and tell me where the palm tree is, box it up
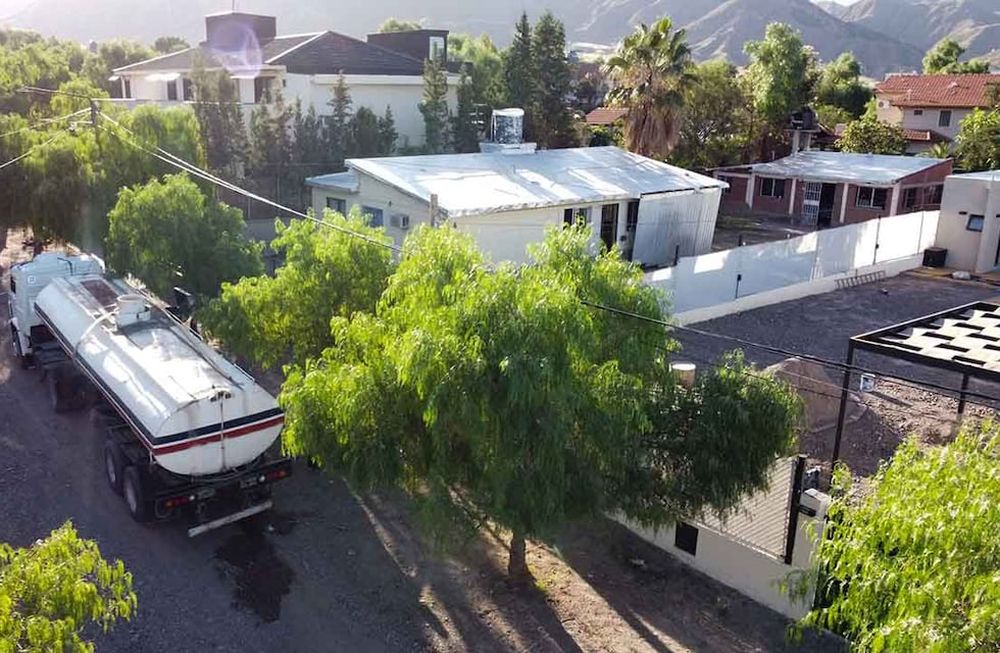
[923,142,953,160]
[604,18,695,159]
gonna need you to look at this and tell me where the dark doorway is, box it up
[600,203,619,251]
[818,183,837,228]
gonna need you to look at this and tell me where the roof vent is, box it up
[116,294,151,329]
[479,108,537,155]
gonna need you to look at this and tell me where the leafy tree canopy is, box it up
[606,17,695,159]
[0,522,136,653]
[671,59,750,170]
[419,57,450,153]
[152,36,189,54]
[377,18,423,33]
[956,108,1000,172]
[202,214,394,370]
[836,116,906,155]
[278,224,801,577]
[532,12,577,149]
[814,52,872,119]
[81,39,154,94]
[105,173,262,301]
[449,33,504,109]
[923,38,990,75]
[799,425,1000,651]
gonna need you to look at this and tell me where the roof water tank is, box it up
[492,108,524,145]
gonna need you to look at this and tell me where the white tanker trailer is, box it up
[8,253,292,535]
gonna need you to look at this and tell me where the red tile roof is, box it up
[585,107,628,125]
[875,74,1000,109]
[902,128,949,143]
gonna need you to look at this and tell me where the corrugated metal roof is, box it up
[950,169,1000,181]
[342,146,726,217]
[305,170,359,192]
[875,73,1000,109]
[750,151,948,185]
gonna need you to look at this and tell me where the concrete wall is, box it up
[898,107,971,142]
[935,175,1000,273]
[620,482,831,619]
[646,210,940,318]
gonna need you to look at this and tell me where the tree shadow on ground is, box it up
[556,518,847,653]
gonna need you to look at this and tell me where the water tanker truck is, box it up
[8,253,292,536]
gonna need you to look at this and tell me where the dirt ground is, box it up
[0,238,843,652]
[674,273,1000,479]
[711,216,814,251]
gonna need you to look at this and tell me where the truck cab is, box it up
[8,252,105,366]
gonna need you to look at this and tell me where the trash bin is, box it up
[923,247,947,268]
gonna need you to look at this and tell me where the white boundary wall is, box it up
[646,211,939,323]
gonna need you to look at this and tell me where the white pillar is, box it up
[839,183,850,224]
[788,178,798,216]
[746,173,756,210]
[890,183,902,216]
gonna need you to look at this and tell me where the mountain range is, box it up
[2,0,998,78]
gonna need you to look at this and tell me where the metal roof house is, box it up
[715,151,952,228]
[306,146,727,266]
[933,170,1000,274]
[111,12,459,148]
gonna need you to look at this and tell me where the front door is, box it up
[600,203,619,252]
[818,183,837,228]
[802,182,822,225]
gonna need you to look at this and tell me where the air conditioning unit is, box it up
[390,213,410,230]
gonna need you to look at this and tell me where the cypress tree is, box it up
[419,57,451,153]
[502,12,537,138]
[452,68,480,153]
[378,105,398,155]
[532,12,575,148]
[324,74,353,169]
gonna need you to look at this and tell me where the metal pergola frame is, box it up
[832,301,1000,465]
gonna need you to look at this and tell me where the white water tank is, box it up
[479,108,537,154]
[115,294,150,329]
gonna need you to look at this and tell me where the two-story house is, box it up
[111,12,459,148]
[874,73,1000,154]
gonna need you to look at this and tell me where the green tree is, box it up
[201,214,393,370]
[0,33,86,114]
[813,104,854,129]
[377,18,423,33]
[0,522,136,652]
[350,106,381,157]
[152,36,189,54]
[247,93,294,205]
[532,12,575,149]
[378,105,398,155]
[671,59,751,170]
[837,116,907,155]
[956,108,1000,172]
[323,74,353,169]
[289,99,326,208]
[449,33,504,109]
[605,18,695,159]
[502,13,537,134]
[82,39,154,94]
[814,52,872,119]
[420,57,451,153]
[743,23,818,157]
[105,173,263,300]
[278,225,801,577]
[797,425,1000,650]
[923,38,990,74]
[452,68,480,153]
[190,60,246,177]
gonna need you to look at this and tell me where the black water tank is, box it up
[923,247,947,268]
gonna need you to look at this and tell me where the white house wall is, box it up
[936,176,996,273]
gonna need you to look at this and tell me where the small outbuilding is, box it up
[715,151,952,227]
[307,146,727,266]
[933,170,1000,273]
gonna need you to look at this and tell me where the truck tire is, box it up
[122,466,150,522]
[104,440,125,496]
[10,326,28,370]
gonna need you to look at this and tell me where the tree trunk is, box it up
[508,531,530,582]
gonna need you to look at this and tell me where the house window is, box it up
[600,203,619,250]
[924,184,943,205]
[913,109,923,116]
[966,214,985,232]
[626,200,639,233]
[903,187,918,209]
[562,206,592,225]
[123,77,132,99]
[674,522,699,556]
[856,186,888,210]
[254,77,271,103]
[361,205,383,227]
[182,78,194,101]
[939,110,952,127]
[429,36,446,61]
[166,79,178,101]
[325,197,347,215]
[760,177,786,198]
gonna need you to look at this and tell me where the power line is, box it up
[96,113,403,253]
[0,133,61,172]
[587,299,1000,410]
[0,109,90,139]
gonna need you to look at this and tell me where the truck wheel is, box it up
[104,440,125,496]
[10,326,27,370]
[122,466,150,522]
